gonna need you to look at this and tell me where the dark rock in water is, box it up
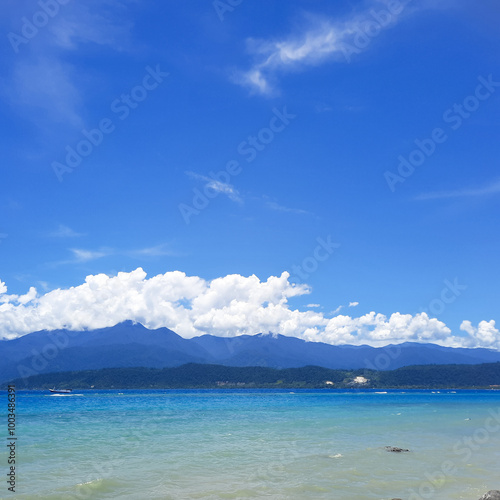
[479,492,500,500]
[385,446,410,453]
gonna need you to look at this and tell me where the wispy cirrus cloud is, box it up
[70,248,109,262]
[234,2,413,95]
[128,244,177,258]
[8,57,84,128]
[51,242,177,266]
[265,200,312,215]
[186,171,243,204]
[46,247,111,268]
[48,224,84,238]
[235,20,348,95]
[414,179,500,201]
[3,1,134,129]
[47,3,133,51]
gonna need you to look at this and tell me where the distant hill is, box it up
[1,321,500,384]
[4,362,500,390]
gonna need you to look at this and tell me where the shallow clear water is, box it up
[1,389,500,499]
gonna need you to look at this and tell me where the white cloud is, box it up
[415,180,500,201]
[303,311,455,347]
[0,282,37,307]
[306,303,320,308]
[0,268,497,350]
[235,2,411,95]
[0,269,316,340]
[331,301,358,315]
[460,320,500,349]
[186,171,242,204]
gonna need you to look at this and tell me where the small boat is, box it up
[49,388,72,394]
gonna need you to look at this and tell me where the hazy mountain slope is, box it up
[2,322,500,383]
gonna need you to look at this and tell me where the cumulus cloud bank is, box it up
[0,269,497,349]
[460,320,500,350]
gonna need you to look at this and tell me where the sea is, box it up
[1,389,500,500]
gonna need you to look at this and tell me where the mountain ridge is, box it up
[1,320,499,384]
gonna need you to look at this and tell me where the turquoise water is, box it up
[1,389,500,499]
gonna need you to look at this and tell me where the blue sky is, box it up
[0,0,499,347]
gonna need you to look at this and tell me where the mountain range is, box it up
[2,320,500,384]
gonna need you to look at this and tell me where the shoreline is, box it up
[2,361,500,391]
